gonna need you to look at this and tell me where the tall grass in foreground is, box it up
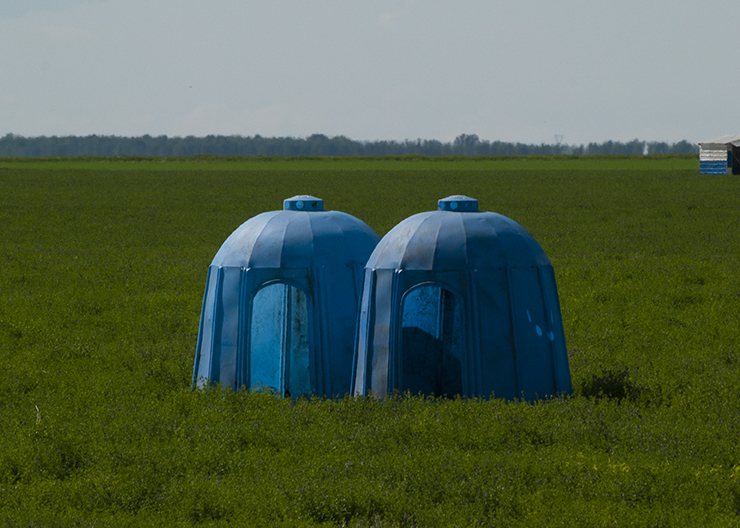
[1,157,740,526]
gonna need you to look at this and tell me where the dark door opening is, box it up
[400,285,463,397]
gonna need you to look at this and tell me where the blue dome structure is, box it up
[193,196,380,397]
[352,196,572,400]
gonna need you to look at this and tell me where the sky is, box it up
[1,0,738,145]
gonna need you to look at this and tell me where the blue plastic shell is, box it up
[193,196,380,397]
[352,196,572,400]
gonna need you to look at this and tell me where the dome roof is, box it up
[212,196,380,268]
[366,196,550,270]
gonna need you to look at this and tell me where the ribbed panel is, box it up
[699,148,728,162]
[700,160,728,175]
[699,149,727,162]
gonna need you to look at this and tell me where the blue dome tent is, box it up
[352,196,572,400]
[193,196,380,397]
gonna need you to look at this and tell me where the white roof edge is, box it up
[699,134,740,148]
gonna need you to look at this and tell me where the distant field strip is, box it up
[0,155,697,172]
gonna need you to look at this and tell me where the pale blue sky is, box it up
[1,0,737,144]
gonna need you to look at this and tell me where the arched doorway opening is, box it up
[249,283,311,397]
[400,285,463,397]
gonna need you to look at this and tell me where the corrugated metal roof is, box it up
[699,135,740,149]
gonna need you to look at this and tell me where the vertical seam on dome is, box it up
[416,215,442,270]
[456,213,469,268]
[369,213,429,270]
[253,213,291,268]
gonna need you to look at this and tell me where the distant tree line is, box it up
[0,133,698,157]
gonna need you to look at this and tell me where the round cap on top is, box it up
[438,195,478,212]
[284,195,323,211]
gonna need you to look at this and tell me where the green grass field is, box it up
[2,155,740,526]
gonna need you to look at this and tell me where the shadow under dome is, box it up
[366,210,551,271]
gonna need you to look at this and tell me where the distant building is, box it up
[698,135,740,175]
